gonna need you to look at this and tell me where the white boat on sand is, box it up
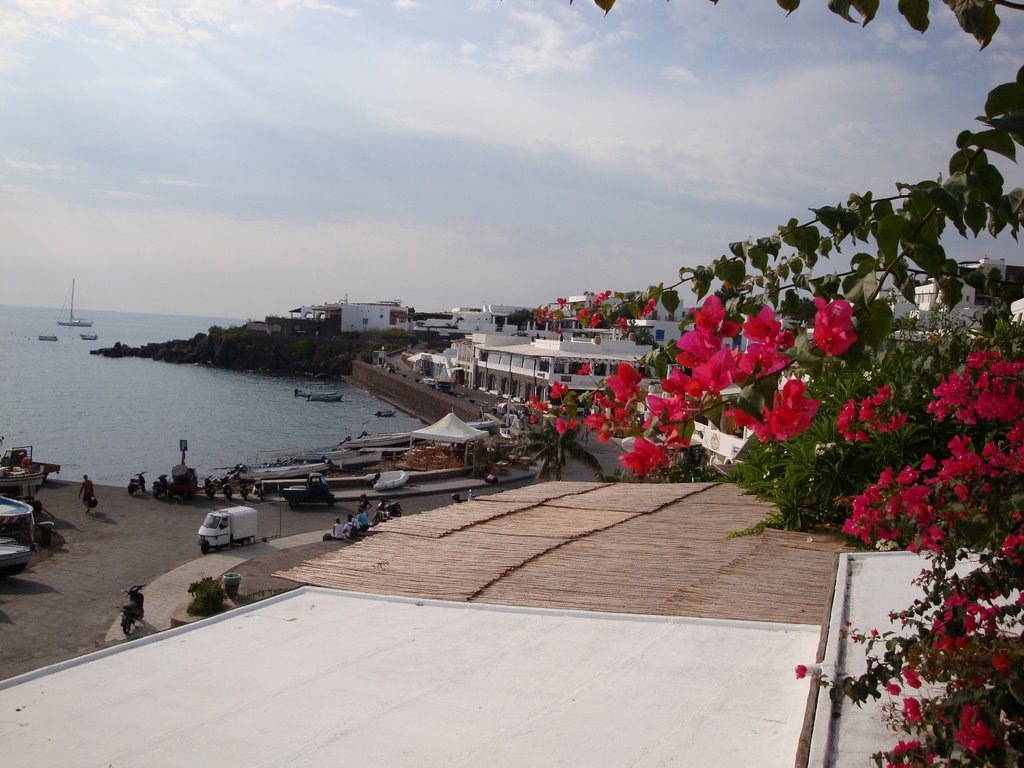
[236,461,333,481]
[364,470,409,491]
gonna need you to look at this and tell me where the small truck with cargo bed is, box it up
[279,473,336,508]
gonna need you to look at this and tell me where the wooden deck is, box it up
[275,482,851,626]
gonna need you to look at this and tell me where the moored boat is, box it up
[80,333,98,340]
[57,279,93,328]
[375,408,396,417]
[38,334,58,342]
[341,431,412,449]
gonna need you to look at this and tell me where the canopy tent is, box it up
[411,413,488,444]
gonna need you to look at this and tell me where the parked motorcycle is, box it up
[203,476,217,499]
[239,477,251,501]
[378,499,403,517]
[221,476,234,501]
[127,471,147,495]
[152,475,169,499]
[120,584,145,637]
[253,479,265,502]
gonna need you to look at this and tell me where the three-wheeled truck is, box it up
[197,505,258,554]
[279,472,336,508]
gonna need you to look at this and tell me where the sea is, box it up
[0,305,424,487]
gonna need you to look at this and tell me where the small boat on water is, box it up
[375,408,396,417]
[0,541,33,577]
[364,470,410,491]
[38,334,58,342]
[293,388,343,402]
[80,333,98,340]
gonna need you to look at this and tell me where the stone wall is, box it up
[350,361,482,424]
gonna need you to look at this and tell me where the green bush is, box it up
[187,577,228,617]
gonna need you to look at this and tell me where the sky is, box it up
[2,0,1022,320]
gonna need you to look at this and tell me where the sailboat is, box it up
[57,280,93,328]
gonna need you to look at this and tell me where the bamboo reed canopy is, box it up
[276,482,851,626]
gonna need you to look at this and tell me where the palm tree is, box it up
[518,421,603,481]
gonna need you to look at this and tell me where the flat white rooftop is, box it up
[1,589,818,767]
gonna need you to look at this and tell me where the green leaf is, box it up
[776,0,800,13]
[965,128,1017,162]
[661,289,680,317]
[897,0,928,32]
[859,300,894,349]
[951,0,1000,49]
[875,213,904,262]
[827,0,856,23]
[852,0,878,26]
[984,82,1024,117]
[986,111,1024,143]
[963,199,987,236]
[592,0,616,15]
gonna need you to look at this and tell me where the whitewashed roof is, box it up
[1,589,819,767]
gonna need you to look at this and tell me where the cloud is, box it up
[662,65,697,84]
[100,189,159,201]
[142,178,208,188]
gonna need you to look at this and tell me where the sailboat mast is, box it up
[70,280,75,321]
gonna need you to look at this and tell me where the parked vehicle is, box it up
[153,465,198,499]
[0,445,61,480]
[220,476,233,501]
[279,473,336,509]
[377,499,403,517]
[120,585,145,636]
[203,475,216,499]
[253,479,265,502]
[127,471,147,495]
[239,477,251,500]
[197,506,258,554]
[152,474,169,498]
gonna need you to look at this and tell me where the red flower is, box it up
[578,363,591,376]
[812,298,856,356]
[795,664,808,679]
[954,705,997,753]
[554,418,578,435]
[619,438,669,476]
[902,697,922,724]
[607,363,643,404]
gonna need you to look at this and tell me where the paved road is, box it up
[0,439,620,682]
[0,473,537,681]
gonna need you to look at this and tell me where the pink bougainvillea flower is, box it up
[954,705,997,753]
[812,298,856,356]
[578,362,591,376]
[692,295,740,338]
[549,381,568,401]
[902,697,922,724]
[640,298,657,318]
[731,378,820,443]
[795,664,808,679]
[606,363,643,404]
[619,437,669,476]
[690,347,739,396]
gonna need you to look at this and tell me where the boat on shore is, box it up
[0,540,33,577]
[235,460,333,481]
[340,431,411,449]
[364,470,409,491]
[0,467,45,500]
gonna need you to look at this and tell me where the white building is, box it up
[412,303,530,336]
[290,298,410,332]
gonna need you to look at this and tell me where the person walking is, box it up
[79,474,96,514]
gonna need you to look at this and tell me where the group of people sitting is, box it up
[325,494,391,541]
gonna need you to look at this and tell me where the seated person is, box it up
[356,510,371,531]
[357,494,370,513]
[343,513,362,540]
[331,517,346,541]
[371,507,388,526]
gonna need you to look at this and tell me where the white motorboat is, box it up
[38,334,58,342]
[293,388,343,402]
[341,431,412,449]
[363,470,410,491]
[0,541,33,577]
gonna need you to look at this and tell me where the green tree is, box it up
[518,421,603,481]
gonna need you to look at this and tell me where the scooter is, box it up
[253,479,265,502]
[203,476,217,499]
[127,471,147,495]
[152,475,168,499]
[378,499,403,517]
[120,585,145,637]
[221,476,233,501]
[239,477,251,501]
